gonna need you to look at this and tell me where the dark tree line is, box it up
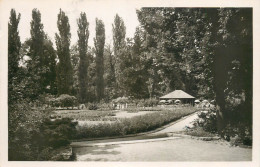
[8,8,252,137]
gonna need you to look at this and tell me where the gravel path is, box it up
[153,112,198,134]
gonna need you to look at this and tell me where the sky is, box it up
[2,0,140,47]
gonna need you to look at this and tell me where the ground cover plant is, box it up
[53,109,117,121]
[75,106,196,139]
[187,107,252,146]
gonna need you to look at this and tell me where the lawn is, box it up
[55,106,197,139]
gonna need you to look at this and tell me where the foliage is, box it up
[55,9,73,95]
[137,7,252,138]
[94,19,105,101]
[8,9,21,104]
[8,99,77,160]
[194,110,217,133]
[112,14,126,96]
[26,9,45,99]
[193,108,252,146]
[88,103,99,110]
[142,98,159,107]
[39,118,78,149]
[184,127,216,138]
[77,12,89,103]
[55,94,78,108]
[76,107,196,139]
[53,109,116,121]
[8,100,45,160]
[42,35,57,95]
[103,44,117,101]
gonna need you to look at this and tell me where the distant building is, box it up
[159,90,195,105]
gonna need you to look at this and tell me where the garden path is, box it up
[72,112,252,161]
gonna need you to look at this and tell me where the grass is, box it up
[184,127,217,137]
[75,106,197,139]
[124,106,162,113]
[53,110,117,121]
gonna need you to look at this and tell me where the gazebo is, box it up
[159,90,195,105]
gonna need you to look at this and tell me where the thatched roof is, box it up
[160,90,195,99]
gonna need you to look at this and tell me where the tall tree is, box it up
[209,8,253,132]
[112,14,126,96]
[26,9,45,99]
[94,19,105,101]
[104,44,117,100]
[55,9,73,95]
[8,9,21,103]
[43,35,57,94]
[25,9,57,98]
[77,12,89,103]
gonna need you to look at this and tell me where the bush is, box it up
[192,108,252,146]
[194,109,217,133]
[54,94,78,108]
[39,118,78,149]
[8,99,78,161]
[137,98,159,107]
[88,103,98,110]
[8,99,47,160]
[143,98,159,107]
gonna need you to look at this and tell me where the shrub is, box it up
[8,99,77,161]
[144,98,159,107]
[192,107,252,146]
[8,99,47,160]
[136,98,159,107]
[39,118,78,149]
[88,103,98,110]
[55,94,78,108]
[194,109,217,133]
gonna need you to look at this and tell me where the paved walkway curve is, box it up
[71,112,252,161]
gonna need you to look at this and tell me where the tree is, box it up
[77,12,89,103]
[8,9,21,103]
[25,9,58,98]
[70,44,80,96]
[136,8,181,97]
[210,8,253,133]
[87,48,97,102]
[136,8,216,98]
[112,14,126,96]
[104,44,117,100]
[94,19,105,101]
[42,35,57,95]
[55,9,73,95]
[26,9,45,99]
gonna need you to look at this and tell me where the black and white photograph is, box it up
[0,0,260,166]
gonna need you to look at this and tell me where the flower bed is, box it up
[75,107,197,139]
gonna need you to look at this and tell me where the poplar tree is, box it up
[112,14,126,96]
[77,12,89,103]
[8,9,21,103]
[55,9,73,95]
[27,9,45,99]
[94,19,105,101]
